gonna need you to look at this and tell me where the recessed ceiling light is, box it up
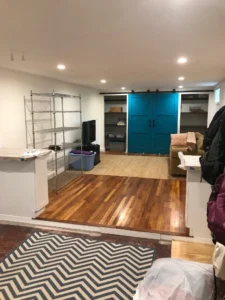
[178,85,183,88]
[178,76,185,81]
[177,57,187,64]
[57,64,65,70]
[121,87,126,90]
[100,79,106,83]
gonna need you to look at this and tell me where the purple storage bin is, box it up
[70,152,96,171]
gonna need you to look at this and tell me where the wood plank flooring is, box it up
[172,241,214,264]
[38,174,189,236]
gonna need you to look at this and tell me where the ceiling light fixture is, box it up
[57,64,66,70]
[178,76,185,81]
[178,85,183,88]
[177,57,187,64]
[100,79,106,83]
[121,87,126,90]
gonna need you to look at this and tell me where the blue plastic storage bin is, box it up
[69,152,96,171]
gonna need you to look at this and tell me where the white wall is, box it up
[207,80,225,125]
[0,68,104,150]
[82,94,105,151]
[220,81,225,103]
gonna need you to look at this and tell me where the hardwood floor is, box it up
[172,241,214,264]
[38,174,189,236]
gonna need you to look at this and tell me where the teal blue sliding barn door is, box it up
[128,94,153,153]
[151,93,178,154]
[128,93,178,154]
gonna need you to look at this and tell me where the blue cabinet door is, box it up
[128,93,178,154]
[128,94,153,153]
[151,93,178,154]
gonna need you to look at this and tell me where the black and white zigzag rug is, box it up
[0,232,155,300]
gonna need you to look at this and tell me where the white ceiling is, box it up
[0,0,225,92]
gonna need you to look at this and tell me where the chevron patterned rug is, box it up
[0,231,155,300]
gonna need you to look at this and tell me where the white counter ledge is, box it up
[0,148,51,160]
[0,148,51,220]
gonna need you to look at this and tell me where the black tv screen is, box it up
[82,120,96,145]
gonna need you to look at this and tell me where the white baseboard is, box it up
[0,214,32,223]
[0,214,160,239]
[160,234,213,244]
[0,214,213,244]
[100,147,105,152]
[33,207,45,218]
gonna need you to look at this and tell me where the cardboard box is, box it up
[109,107,123,112]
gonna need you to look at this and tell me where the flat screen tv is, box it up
[82,120,96,145]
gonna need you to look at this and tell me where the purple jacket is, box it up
[208,171,225,246]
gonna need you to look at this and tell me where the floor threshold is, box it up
[35,217,190,237]
[0,216,209,244]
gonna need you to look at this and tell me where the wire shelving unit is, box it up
[24,91,83,192]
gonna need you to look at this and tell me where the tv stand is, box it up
[81,144,101,165]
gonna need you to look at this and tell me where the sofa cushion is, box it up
[196,135,204,150]
[171,133,187,147]
[195,132,203,140]
[169,132,205,176]
[170,146,189,159]
[187,132,197,150]
[198,149,204,156]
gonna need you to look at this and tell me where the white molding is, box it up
[0,214,213,244]
[33,207,45,218]
[178,93,181,133]
[0,215,32,223]
[160,234,213,244]
[0,215,160,239]
[100,147,105,152]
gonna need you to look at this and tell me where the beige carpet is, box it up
[86,154,169,179]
